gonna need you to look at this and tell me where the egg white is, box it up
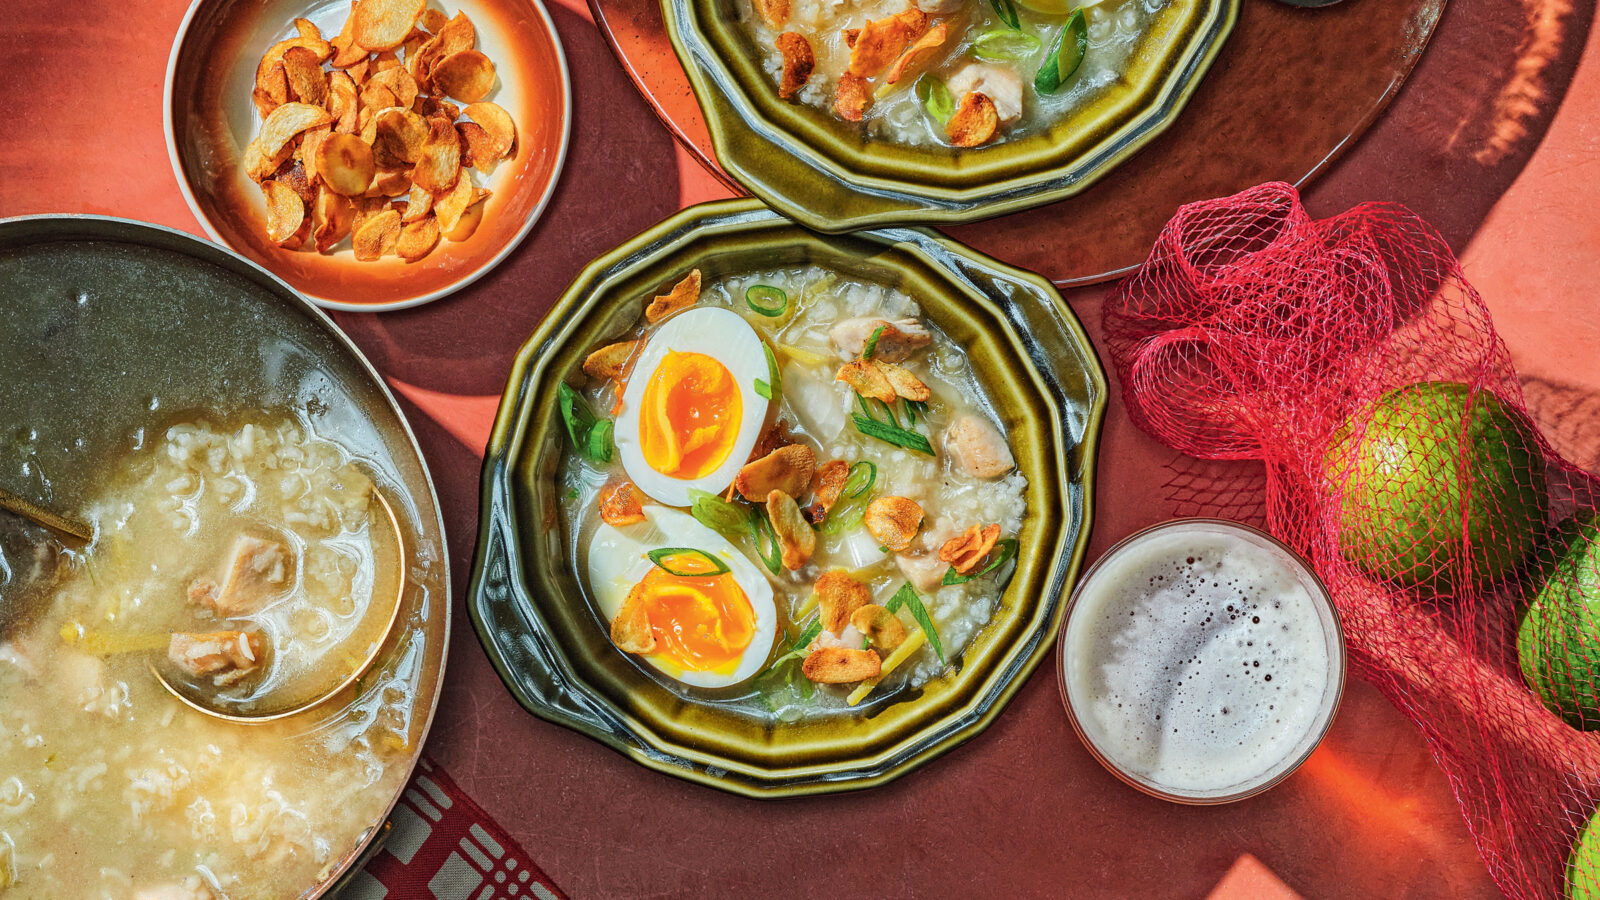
[613,307,772,507]
[587,506,777,688]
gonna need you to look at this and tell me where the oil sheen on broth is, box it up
[1065,528,1335,794]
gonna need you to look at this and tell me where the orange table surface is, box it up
[5,0,1600,896]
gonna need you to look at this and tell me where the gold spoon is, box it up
[151,487,409,723]
[0,485,92,545]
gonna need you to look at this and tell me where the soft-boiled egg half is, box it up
[614,307,771,507]
[588,506,777,688]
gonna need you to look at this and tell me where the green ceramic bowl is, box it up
[467,199,1106,796]
[661,0,1237,233]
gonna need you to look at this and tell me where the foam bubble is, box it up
[1064,526,1336,796]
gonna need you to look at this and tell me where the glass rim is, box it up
[1055,517,1348,806]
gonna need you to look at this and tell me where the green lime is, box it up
[1519,514,1600,729]
[1325,381,1547,588]
[1571,804,1600,899]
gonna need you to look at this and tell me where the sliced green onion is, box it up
[586,419,614,463]
[746,285,789,317]
[559,382,612,463]
[887,582,945,663]
[821,502,867,536]
[843,461,876,498]
[558,382,594,449]
[989,0,1022,29]
[852,414,935,455]
[688,488,748,537]
[1034,8,1087,95]
[941,538,1020,585]
[916,74,955,124]
[862,324,887,360]
[972,28,1041,61]
[763,618,824,672]
[761,342,782,401]
[749,507,783,574]
[647,547,732,577]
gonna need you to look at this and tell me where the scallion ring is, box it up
[916,75,955,125]
[760,342,782,402]
[688,489,748,537]
[972,28,1041,61]
[843,460,876,498]
[989,0,1022,29]
[647,547,733,577]
[1034,8,1087,95]
[749,507,784,574]
[746,284,789,317]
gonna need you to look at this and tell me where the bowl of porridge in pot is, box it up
[0,215,449,899]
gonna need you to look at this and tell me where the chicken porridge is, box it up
[0,414,432,900]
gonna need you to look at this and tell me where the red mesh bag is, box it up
[1105,182,1600,899]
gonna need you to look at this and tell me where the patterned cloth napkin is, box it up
[335,758,567,900]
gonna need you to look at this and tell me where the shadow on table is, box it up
[328,1,687,402]
[1309,0,1594,252]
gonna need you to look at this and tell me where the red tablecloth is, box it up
[5,0,1600,895]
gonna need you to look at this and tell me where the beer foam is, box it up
[1064,526,1337,796]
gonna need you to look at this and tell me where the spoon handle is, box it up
[0,486,93,545]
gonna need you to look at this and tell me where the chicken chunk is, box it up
[946,62,1023,123]
[896,516,961,592]
[944,413,1015,479]
[189,535,289,618]
[829,317,933,362]
[168,630,266,686]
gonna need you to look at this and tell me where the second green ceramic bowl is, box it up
[662,0,1238,232]
[467,199,1106,796]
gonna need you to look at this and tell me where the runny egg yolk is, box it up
[634,566,755,673]
[638,350,742,479]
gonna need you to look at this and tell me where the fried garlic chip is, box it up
[443,192,489,241]
[876,360,930,401]
[369,66,420,110]
[610,582,656,654]
[803,459,850,523]
[327,71,360,133]
[431,49,496,103]
[775,32,813,101]
[401,183,433,223]
[802,646,880,684]
[851,604,907,653]
[766,490,815,571]
[885,20,950,85]
[582,340,642,381]
[644,269,702,323]
[312,187,354,252]
[259,102,333,159]
[598,482,647,527]
[463,101,517,159]
[735,444,816,502]
[753,0,790,28]
[834,71,871,122]
[315,132,376,197]
[836,359,896,405]
[814,569,870,634]
[351,207,402,260]
[396,215,440,262]
[847,8,928,78]
[352,0,425,51]
[946,90,999,148]
[282,45,327,105]
[372,107,428,165]
[940,523,1002,574]
[412,116,462,192]
[262,180,307,246]
[864,496,924,553]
